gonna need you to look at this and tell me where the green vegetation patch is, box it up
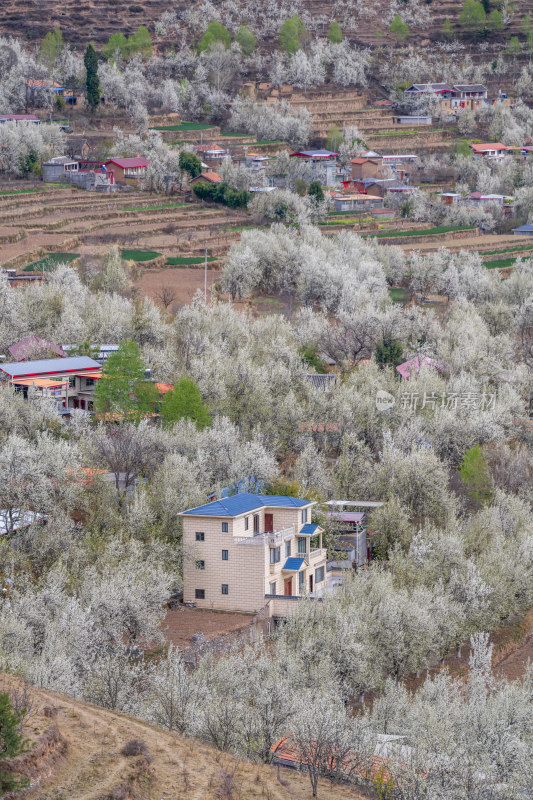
[365,225,475,239]
[152,122,216,131]
[121,249,162,261]
[389,287,410,303]
[483,257,522,269]
[0,188,42,196]
[483,245,533,256]
[23,252,79,272]
[166,255,219,265]
[220,131,250,137]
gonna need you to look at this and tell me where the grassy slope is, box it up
[11,679,366,800]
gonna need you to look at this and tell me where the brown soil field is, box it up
[1,675,368,800]
[162,606,254,650]
[399,233,530,254]
[0,187,246,271]
[135,266,222,306]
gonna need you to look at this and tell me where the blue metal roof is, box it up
[513,224,533,232]
[182,492,310,517]
[0,356,101,379]
[283,557,305,571]
[299,523,319,536]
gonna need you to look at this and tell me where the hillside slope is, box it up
[6,679,366,800]
[3,0,533,48]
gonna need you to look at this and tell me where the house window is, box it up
[269,581,276,595]
[285,541,291,558]
[195,589,205,599]
[221,584,229,595]
[195,532,205,542]
[270,546,280,564]
[315,566,325,584]
[68,376,76,388]
[253,514,259,534]
[222,522,228,532]
[222,550,228,561]
[244,516,249,531]
[302,508,308,523]
[196,560,205,570]
[299,571,305,593]
[85,378,95,387]
[298,537,307,554]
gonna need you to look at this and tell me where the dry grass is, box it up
[1,677,367,800]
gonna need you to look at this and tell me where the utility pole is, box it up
[204,248,207,303]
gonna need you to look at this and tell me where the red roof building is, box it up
[189,171,223,185]
[103,158,148,183]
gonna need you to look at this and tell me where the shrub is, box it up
[279,15,306,54]
[327,21,343,44]
[198,20,231,52]
[235,25,257,56]
[121,739,149,757]
[458,0,486,34]
[193,180,249,208]
[390,14,409,42]
[308,181,324,204]
[179,151,202,178]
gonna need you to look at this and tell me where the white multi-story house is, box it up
[181,493,327,616]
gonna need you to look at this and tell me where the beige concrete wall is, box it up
[183,515,265,612]
[182,502,323,613]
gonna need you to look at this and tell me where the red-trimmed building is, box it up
[289,150,338,186]
[104,157,149,184]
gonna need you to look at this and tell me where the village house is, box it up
[350,156,386,181]
[42,156,79,183]
[470,142,512,160]
[404,83,489,114]
[194,144,228,168]
[189,171,223,186]
[0,114,40,125]
[513,224,533,236]
[333,193,383,213]
[181,493,328,617]
[289,149,337,186]
[0,356,102,411]
[104,157,148,184]
[25,79,86,108]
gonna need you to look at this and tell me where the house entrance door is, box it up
[265,513,274,533]
[309,574,314,594]
[284,578,292,596]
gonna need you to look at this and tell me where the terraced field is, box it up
[0,185,249,298]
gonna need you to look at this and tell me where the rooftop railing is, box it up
[234,525,296,546]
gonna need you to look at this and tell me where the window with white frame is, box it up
[285,540,291,558]
[302,508,308,523]
[298,537,306,554]
[270,546,280,564]
[269,581,276,595]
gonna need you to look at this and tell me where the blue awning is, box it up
[283,557,305,572]
[299,524,319,536]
